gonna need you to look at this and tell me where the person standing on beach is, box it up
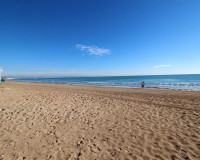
[141,81,145,88]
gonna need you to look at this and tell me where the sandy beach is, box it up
[0,81,200,160]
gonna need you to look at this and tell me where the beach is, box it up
[0,82,200,160]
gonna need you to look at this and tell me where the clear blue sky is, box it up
[0,0,200,77]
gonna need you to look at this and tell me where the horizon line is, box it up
[4,73,200,79]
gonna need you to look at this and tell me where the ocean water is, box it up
[9,74,200,90]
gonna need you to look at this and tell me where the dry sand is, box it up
[0,81,200,160]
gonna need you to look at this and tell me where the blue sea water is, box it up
[8,74,200,90]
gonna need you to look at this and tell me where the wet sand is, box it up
[0,81,200,160]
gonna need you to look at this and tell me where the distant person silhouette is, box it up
[141,81,145,88]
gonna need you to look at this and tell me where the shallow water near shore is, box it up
[8,74,200,90]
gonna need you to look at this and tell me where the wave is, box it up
[79,81,200,87]
[69,81,200,90]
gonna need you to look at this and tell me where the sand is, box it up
[0,81,200,160]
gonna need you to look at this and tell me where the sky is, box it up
[0,0,200,77]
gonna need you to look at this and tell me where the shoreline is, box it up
[6,80,200,92]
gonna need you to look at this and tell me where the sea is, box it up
[8,74,200,90]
